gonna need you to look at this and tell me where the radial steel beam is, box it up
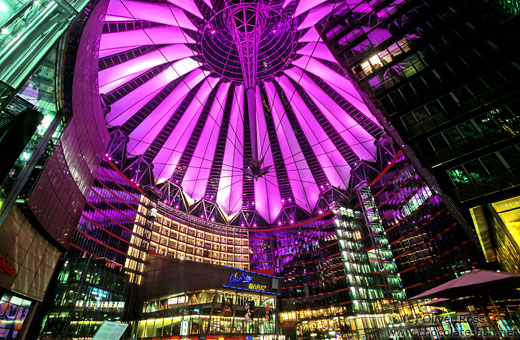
[226,2,266,169]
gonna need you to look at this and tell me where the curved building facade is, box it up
[2,0,520,339]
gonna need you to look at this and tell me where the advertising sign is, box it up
[223,269,280,295]
[92,321,128,340]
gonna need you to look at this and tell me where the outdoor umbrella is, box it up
[409,269,520,300]
[409,269,520,338]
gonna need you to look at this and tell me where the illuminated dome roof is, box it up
[98,0,384,225]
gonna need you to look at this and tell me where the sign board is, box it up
[180,320,189,336]
[223,268,280,295]
[92,321,128,340]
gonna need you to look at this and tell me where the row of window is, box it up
[447,144,520,186]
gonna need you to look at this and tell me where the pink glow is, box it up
[254,94,282,222]
[216,85,244,216]
[264,81,319,213]
[294,0,328,17]
[165,0,203,19]
[99,46,197,91]
[100,26,195,51]
[297,42,337,63]
[299,27,321,42]
[296,4,335,30]
[278,75,347,188]
[183,83,230,199]
[107,0,197,30]
[96,0,385,224]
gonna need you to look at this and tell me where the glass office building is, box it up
[0,0,519,339]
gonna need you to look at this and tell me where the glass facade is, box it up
[0,0,89,88]
[2,0,520,338]
[68,158,142,266]
[39,257,128,338]
[317,0,520,228]
[0,292,32,339]
[136,289,276,338]
[370,151,484,296]
[127,197,250,284]
[472,196,520,273]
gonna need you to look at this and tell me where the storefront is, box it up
[0,290,33,338]
[135,257,281,339]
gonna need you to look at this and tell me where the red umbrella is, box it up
[409,269,520,300]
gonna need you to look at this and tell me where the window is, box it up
[481,153,506,175]
[476,115,498,135]
[443,127,464,145]
[500,146,520,168]
[463,160,487,181]
[458,121,479,139]
[429,133,448,150]
[448,166,469,186]
[401,113,417,127]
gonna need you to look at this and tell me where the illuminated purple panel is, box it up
[264,81,319,212]
[164,0,203,19]
[95,0,385,224]
[100,26,195,51]
[299,27,321,42]
[254,87,282,222]
[105,61,202,127]
[297,42,337,63]
[294,0,328,17]
[282,0,293,8]
[107,0,197,30]
[277,75,349,188]
[297,4,336,30]
[99,67,149,93]
[182,83,230,200]
[217,85,244,217]
[127,69,207,156]
[154,78,219,181]
[99,45,198,88]
[284,67,376,162]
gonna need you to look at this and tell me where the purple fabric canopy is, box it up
[96,0,386,224]
[410,269,520,300]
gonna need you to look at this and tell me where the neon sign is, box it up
[229,271,253,285]
[248,283,267,291]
